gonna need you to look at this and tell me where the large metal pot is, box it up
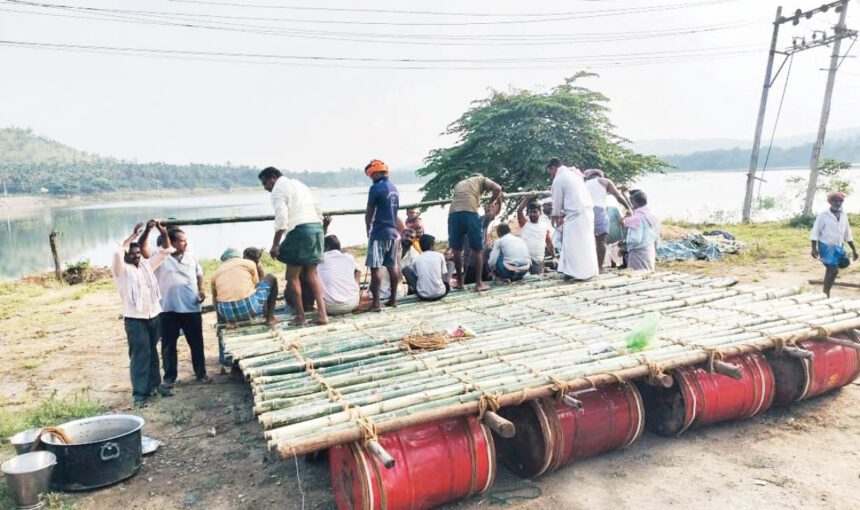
[40,414,144,491]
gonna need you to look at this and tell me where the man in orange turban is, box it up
[364,159,402,311]
[811,191,857,296]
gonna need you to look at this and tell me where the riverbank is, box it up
[0,188,262,220]
[1,219,858,509]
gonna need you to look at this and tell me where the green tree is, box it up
[786,158,854,199]
[417,73,668,201]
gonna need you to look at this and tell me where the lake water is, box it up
[2,168,858,280]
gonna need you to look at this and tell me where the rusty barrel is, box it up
[494,382,644,479]
[328,416,495,510]
[640,352,774,436]
[768,337,860,405]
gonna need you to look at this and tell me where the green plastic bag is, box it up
[625,312,661,352]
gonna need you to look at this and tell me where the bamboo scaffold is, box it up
[218,271,860,460]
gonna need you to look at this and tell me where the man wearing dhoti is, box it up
[547,157,598,281]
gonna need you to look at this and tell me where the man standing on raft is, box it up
[259,166,328,326]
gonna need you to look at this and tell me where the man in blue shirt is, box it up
[364,159,401,311]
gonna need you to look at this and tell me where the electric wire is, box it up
[756,53,795,200]
[4,0,739,26]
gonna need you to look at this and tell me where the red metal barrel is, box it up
[328,416,495,510]
[640,352,774,436]
[768,336,860,405]
[495,382,644,478]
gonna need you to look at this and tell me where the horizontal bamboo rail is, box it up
[163,190,549,227]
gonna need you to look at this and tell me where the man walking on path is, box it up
[259,166,328,326]
[547,157,598,281]
[140,225,209,385]
[448,173,502,291]
[112,221,174,407]
[364,159,401,311]
[811,191,858,297]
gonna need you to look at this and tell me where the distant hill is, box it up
[0,127,103,165]
[661,136,860,171]
[0,127,423,195]
[630,126,860,157]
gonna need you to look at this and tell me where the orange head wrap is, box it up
[827,191,846,203]
[365,159,389,176]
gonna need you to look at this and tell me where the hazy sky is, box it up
[1,0,858,171]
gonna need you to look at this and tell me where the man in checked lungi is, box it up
[811,191,858,297]
[364,159,402,311]
[211,247,279,329]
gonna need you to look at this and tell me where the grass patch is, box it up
[17,359,41,370]
[168,407,192,426]
[663,218,860,271]
[0,389,103,441]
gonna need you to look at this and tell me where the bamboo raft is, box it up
[219,271,860,463]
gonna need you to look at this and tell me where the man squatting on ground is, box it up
[139,222,210,385]
[448,173,503,291]
[810,191,858,297]
[211,247,279,328]
[111,221,174,407]
[259,166,328,326]
[364,159,402,311]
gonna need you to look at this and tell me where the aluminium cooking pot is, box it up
[40,414,145,491]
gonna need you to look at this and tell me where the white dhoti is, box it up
[558,208,599,280]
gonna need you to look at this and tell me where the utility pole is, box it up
[741,0,856,222]
[803,0,850,216]
[742,6,782,224]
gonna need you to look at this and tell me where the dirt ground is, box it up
[1,258,858,510]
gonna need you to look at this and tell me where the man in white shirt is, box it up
[488,224,532,282]
[403,234,450,301]
[547,157,599,281]
[516,197,554,274]
[259,166,328,326]
[810,191,858,296]
[318,235,366,315]
[139,225,209,385]
[111,221,174,407]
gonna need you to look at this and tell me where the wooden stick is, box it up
[163,191,549,227]
[366,440,395,469]
[49,230,63,282]
[712,360,744,380]
[808,279,860,289]
[561,395,583,409]
[481,411,515,438]
[822,336,860,350]
[781,346,814,359]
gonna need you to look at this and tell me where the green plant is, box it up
[0,389,103,441]
[62,259,92,285]
[786,158,854,203]
[788,214,815,229]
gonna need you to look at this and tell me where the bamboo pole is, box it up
[163,190,549,227]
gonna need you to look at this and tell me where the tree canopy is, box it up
[417,73,668,201]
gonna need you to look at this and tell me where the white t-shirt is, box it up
[318,250,359,304]
[586,178,608,208]
[412,251,447,298]
[520,220,552,262]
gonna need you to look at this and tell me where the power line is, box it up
[5,0,739,26]
[0,4,763,47]
[168,0,629,17]
[0,39,760,70]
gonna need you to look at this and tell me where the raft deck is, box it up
[218,271,860,459]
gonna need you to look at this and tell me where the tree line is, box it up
[0,161,424,196]
[661,136,860,171]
